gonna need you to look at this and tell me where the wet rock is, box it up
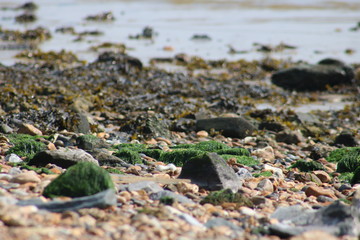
[89,148,130,167]
[179,153,241,192]
[191,34,211,40]
[276,130,304,144]
[129,26,155,39]
[271,58,354,91]
[334,131,358,147]
[196,117,255,139]
[17,123,42,136]
[96,51,142,70]
[29,148,99,168]
[18,189,116,212]
[150,190,193,204]
[270,201,360,237]
[17,2,38,11]
[258,121,284,132]
[85,11,115,21]
[5,153,23,163]
[15,13,37,23]
[43,162,114,198]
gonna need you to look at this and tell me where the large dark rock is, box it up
[196,117,255,139]
[29,148,99,168]
[178,152,241,192]
[96,52,142,70]
[18,189,116,212]
[89,148,130,167]
[271,58,354,91]
[334,131,358,147]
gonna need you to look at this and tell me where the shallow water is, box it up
[0,0,359,65]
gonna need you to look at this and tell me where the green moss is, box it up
[336,151,360,173]
[289,188,300,192]
[215,148,250,156]
[171,141,230,152]
[350,166,360,185]
[6,134,46,159]
[327,147,360,163]
[291,160,326,172]
[9,162,54,174]
[253,171,273,178]
[115,143,147,151]
[170,143,194,149]
[158,149,206,167]
[140,149,162,159]
[43,162,114,198]
[338,172,354,183]
[114,149,143,164]
[159,196,174,205]
[220,154,259,166]
[200,189,253,207]
[105,168,124,175]
[338,198,352,205]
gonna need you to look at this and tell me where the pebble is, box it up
[313,170,331,183]
[252,146,275,162]
[305,186,336,199]
[10,171,41,184]
[257,179,274,193]
[17,123,43,136]
[196,130,209,138]
[5,153,23,163]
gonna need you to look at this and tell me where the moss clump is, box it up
[291,160,326,172]
[160,196,174,205]
[6,134,46,159]
[9,162,54,175]
[338,172,354,183]
[336,151,360,173]
[215,148,250,156]
[114,149,143,164]
[76,134,102,150]
[43,162,114,198]
[115,143,147,152]
[158,149,206,166]
[194,141,231,151]
[253,171,273,178]
[140,149,162,159]
[327,147,360,163]
[221,154,259,166]
[200,189,253,207]
[350,166,360,185]
[170,144,194,149]
[105,168,124,175]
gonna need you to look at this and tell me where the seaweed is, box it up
[291,160,326,172]
[158,149,205,167]
[114,149,143,165]
[200,189,253,207]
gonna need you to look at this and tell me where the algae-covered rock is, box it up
[350,166,360,185]
[158,149,205,167]
[200,189,253,207]
[6,134,46,159]
[220,154,259,166]
[193,141,231,152]
[215,148,250,156]
[327,147,360,163]
[291,160,326,172]
[114,149,143,165]
[76,134,109,151]
[43,162,114,198]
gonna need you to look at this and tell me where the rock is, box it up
[263,164,284,179]
[251,196,267,206]
[236,168,253,180]
[11,171,41,184]
[155,164,177,172]
[178,153,241,192]
[28,148,99,168]
[0,123,13,133]
[305,186,336,199]
[150,190,193,204]
[200,189,253,207]
[205,217,242,231]
[42,161,114,198]
[257,179,274,192]
[258,122,285,132]
[123,181,163,193]
[97,51,142,70]
[196,130,209,138]
[18,189,116,213]
[17,123,42,136]
[5,153,23,163]
[313,170,331,183]
[89,148,130,168]
[164,206,203,227]
[252,146,275,161]
[290,230,338,240]
[270,201,360,237]
[76,134,110,151]
[271,58,354,91]
[196,117,255,139]
[176,182,199,194]
[317,195,335,203]
[276,130,304,144]
[334,131,358,147]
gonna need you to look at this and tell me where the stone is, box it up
[276,130,304,144]
[164,206,204,227]
[305,186,336,199]
[28,148,99,168]
[89,148,130,167]
[178,153,241,192]
[76,135,110,151]
[334,131,358,147]
[251,196,267,206]
[263,164,284,179]
[290,230,338,240]
[196,130,209,138]
[11,171,41,184]
[236,168,253,180]
[124,181,163,193]
[0,123,13,134]
[205,217,243,231]
[258,121,285,132]
[271,58,354,91]
[17,123,42,136]
[313,170,331,183]
[149,190,193,204]
[18,189,116,213]
[176,182,199,194]
[43,161,114,198]
[196,117,255,139]
[252,146,275,161]
[5,153,23,163]
[96,52,143,70]
[257,179,274,192]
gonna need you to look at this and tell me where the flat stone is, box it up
[149,190,193,204]
[28,148,99,168]
[313,170,331,183]
[252,146,275,161]
[257,179,274,192]
[17,123,42,136]
[178,153,241,192]
[196,117,255,139]
[205,217,243,231]
[305,186,336,199]
[18,189,117,213]
[11,171,41,184]
[123,181,163,193]
[5,154,23,163]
